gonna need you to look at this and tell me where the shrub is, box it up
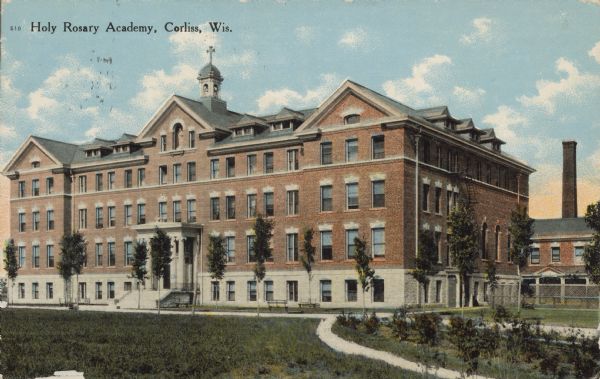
[447,316,480,375]
[413,313,441,346]
[505,318,543,363]
[363,312,380,335]
[477,325,500,358]
[566,331,600,378]
[391,309,411,341]
[492,305,512,324]
[336,311,360,330]
[540,352,569,379]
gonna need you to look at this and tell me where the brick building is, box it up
[2,54,534,308]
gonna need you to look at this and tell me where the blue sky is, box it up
[1,0,599,218]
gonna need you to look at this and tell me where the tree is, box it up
[300,227,316,304]
[3,239,19,306]
[150,228,172,316]
[131,241,148,309]
[252,214,274,316]
[582,200,600,344]
[485,260,499,308]
[447,201,479,307]
[354,235,375,315]
[207,234,227,308]
[411,230,440,306]
[57,231,87,305]
[508,205,534,311]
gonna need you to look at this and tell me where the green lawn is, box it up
[0,309,420,379]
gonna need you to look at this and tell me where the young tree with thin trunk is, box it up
[300,227,316,304]
[150,228,172,316]
[353,235,375,316]
[252,214,274,317]
[581,200,600,344]
[508,205,534,311]
[485,260,499,308]
[447,201,479,307]
[207,234,227,308]
[3,239,19,306]
[57,231,87,306]
[411,231,440,306]
[131,240,148,309]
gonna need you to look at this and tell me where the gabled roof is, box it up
[533,218,592,238]
[480,128,506,144]
[270,107,306,122]
[2,135,79,173]
[416,106,450,119]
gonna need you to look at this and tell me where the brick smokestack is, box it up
[562,140,577,218]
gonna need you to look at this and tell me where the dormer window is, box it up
[31,161,40,168]
[233,126,254,137]
[85,149,100,158]
[344,114,360,125]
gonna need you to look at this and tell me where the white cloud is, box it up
[517,57,600,114]
[452,86,485,105]
[589,41,600,64]
[460,17,492,45]
[338,28,368,49]
[382,54,452,107]
[255,73,340,114]
[482,105,528,145]
[168,24,221,62]
[579,0,600,5]
[295,26,315,44]
[0,123,16,139]
[130,64,197,111]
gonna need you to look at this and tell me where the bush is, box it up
[447,317,480,375]
[540,352,569,378]
[492,305,512,324]
[505,318,543,363]
[391,309,411,341]
[363,312,380,335]
[566,331,600,378]
[413,313,441,346]
[477,325,500,358]
[336,311,360,330]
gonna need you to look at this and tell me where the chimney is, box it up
[562,140,577,218]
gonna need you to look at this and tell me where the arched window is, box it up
[481,223,488,259]
[344,114,360,125]
[495,225,501,261]
[172,123,183,150]
[203,84,209,94]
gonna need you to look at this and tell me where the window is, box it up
[507,234,512,262]
[46,210,54,230]
[18,213,26,232]
[124,205,132,226]
[124,242,133,266]
[137,168,145,187]
[372,135,385,159]
[108,206,116,227]
[173,164,182,183]
[481,223,488,259]
[18,283,25,299]
[46,245,54,268]
[46,176,55,194]
[286,190,299,215]
[247,281,257,301]
[247,155,257,175]
[159,202,167,222]
[18,181,26,197]
[264,281,274,301]
[264,192,274,217]
[346,183,359,210]
[247,235,256,262]
[95,174,103,191]
[95,243,103,266]
[286,233,298,261]
[46,282,54,299]
[173,201,182,222]
[18,246,25,268]
[346,280,357,302]
[226,281,235,301]
[226,236,235,263]
[287,281,298,302]
[422,184,430,212]
[264,152,274,173]
[95,282,103,300]
[495,225,501,261]
[32,179,40,196]
[160,135,167,152]
[226,157,235,178]
[321,280,332,302]
[210,159,219,179]
[32,161,40,168]
[321,185,333,212]
[108,172,115,190]
[188,130,195,148]
[346,138,358,162]
[575,246,585,262]
[552,246,560,262]
[95,207,103,229]
[435,280,442,303]
[247,194,257,218]
[321,231,333,260]
[372,181,385,208]
[107,282,115,299]
[344,114,360,124]
[108,242,115,266]
[226,196,236,219]
[287,149,299,171]
[486,164,492,184]
[32,245,40,268]
[124,170,133,188]
[210,198,220,220]
[446,190,453,214]
[159,166,167,185]
[373,279,384,302]
[187,200,196,222]
[372,228,385,258]
[530,247,540,264]
[78,209,87,229]
[137,204,146,224]
[321,142,332,165]
[32,282,39,299]
[435,187,442,214]
[346,229,359,258]
[124,282,132,292]
[79,176,87,193]
[211,281,220,301]
[32,211,40,231]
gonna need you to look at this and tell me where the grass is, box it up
[0,308,421,379]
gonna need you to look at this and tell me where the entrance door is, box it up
[447,276,457,308]
[78,282,87,301]
[163,264,171,289]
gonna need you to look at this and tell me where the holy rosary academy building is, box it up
[2,50,534,309]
